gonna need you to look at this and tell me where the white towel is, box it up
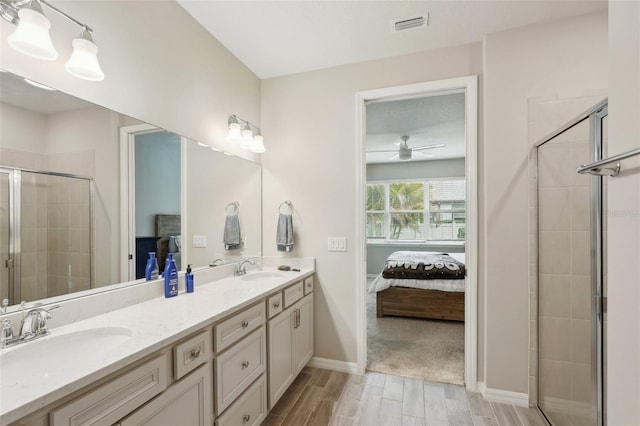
[224,214,242,250]
[276,213,294,252]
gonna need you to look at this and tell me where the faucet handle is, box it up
[1,319,16,348]
[1,299,8,313]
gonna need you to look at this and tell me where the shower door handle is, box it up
[4,258,13,269]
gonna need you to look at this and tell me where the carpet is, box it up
[366,289,465,385]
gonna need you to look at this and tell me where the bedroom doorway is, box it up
[355,76,478,390]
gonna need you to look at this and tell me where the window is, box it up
[366,179,466,242]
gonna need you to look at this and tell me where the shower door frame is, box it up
[1,168,21,304]
[0,166,94,305]
[534,99,608,426]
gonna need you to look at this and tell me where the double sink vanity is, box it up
[0,258,315,426]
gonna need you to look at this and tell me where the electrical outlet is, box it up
[328,237,346,252]
[192,235,207,248]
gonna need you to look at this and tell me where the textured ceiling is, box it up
[366,92,465,163]
[177,0,606,79]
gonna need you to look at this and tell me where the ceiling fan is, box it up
[368,135,445,161]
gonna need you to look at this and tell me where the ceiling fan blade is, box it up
[367,149,400,153]
[413,144,446,151]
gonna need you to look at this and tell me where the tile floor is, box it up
[263,367,548,426]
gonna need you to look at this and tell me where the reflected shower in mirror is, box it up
[0,69,262,309]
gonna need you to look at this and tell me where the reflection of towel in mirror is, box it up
[276,213,294,252]
[224,214,242,250]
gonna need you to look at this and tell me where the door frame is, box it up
[119,124,188,282]
[354,75,479,391]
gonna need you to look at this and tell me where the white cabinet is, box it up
[215,375,267,426]
[50,355,169,426]
[268,291,314,409]
[118,363,212,426]
[292,294,314,374]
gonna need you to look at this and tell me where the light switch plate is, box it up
[328,237,346,252]
[192,235,207,248]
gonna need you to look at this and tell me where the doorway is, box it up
[119,124,187,282]
[355,76,478,390]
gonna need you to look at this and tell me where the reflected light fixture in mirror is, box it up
[3,0,105,82]
[226,114,266,153]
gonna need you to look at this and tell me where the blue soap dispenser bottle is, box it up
[186,264,194,293]
[164,253,178,298]
[145,252,159,281]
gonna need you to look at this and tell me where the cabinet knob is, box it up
[241,320,249,328]
[190,348,201,358]
[273,301,280,308]
[243,414,251,422]
[242,360,250,369]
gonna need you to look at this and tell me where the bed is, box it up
[368,251,466,322]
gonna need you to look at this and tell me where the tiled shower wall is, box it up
[528,93,605,425]
[0,147,93,301]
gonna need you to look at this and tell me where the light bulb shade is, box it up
[8,7,58,60]
[65,36,105,81]
[227,122,242,143]
[241,127,253,149]
[249,134,266,153]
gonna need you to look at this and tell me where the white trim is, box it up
[307,357,362,375]
[483,386,530,407]
[119,123,156,282]
[355,75,479,392]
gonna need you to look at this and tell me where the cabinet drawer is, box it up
[283,281,303,308]
[118,363,212,426]
[215,326,266,415]
[215,375,267,426]
[304,276,314,295]
[50,355,168,426]
[174,330,211,379]
[215,302,265,353]
[267,293,283,319]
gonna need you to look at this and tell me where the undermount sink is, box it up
[240,271,285,282]
[0,327,132,377]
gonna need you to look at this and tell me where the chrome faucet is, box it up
[210,258,226,267]
[0,303,60,348]
[235,257,262,276]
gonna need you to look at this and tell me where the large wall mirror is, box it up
[0,69,262,309]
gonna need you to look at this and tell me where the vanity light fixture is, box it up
[2,0,105,82]
[241,124,253,149]
[23,77,55,90]
[226,114,266,154]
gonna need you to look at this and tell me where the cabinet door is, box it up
[267,308,294,409]
[293,294,314,374]
[118,363,212,426]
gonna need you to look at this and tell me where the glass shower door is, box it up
[537,113,602,426]
[0,170,11,304]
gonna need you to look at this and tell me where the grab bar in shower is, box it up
[577,147,640,177]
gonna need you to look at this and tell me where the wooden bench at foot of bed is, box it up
[376,287,465,322]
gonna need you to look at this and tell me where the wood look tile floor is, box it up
[263,368,547,426]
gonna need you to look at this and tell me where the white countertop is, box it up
[0,267,313,425]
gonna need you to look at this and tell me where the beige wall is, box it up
[483,12,607,393]
[606,1,640,424]
[261,43,483,366]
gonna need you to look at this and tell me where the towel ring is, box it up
[225,202,239,215]
[279,200,293,214]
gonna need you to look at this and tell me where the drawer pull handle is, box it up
[190,348,201,358]
[243,414,251,422]
[241,320,249,328]
[273,301,280,308]
[242,360,250,369]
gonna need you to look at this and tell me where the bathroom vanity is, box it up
[0,260,315,426]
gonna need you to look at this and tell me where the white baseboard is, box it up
[481,384,529,407]
[307,357,361,374]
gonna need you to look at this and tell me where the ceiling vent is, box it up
[392,13,428,32]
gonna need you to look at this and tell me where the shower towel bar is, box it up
[576,147,640,177]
